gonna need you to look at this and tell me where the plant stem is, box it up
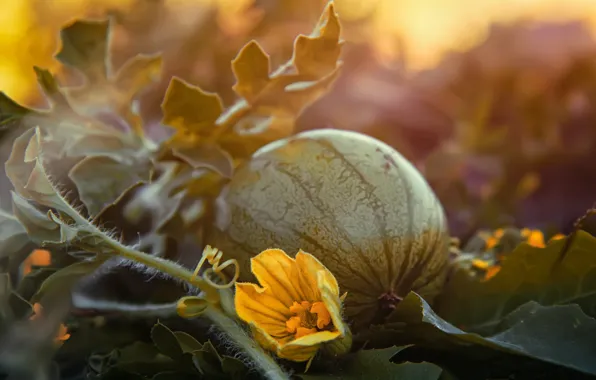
[204,307,289,380]
[103,239,220,302]
[102,240,287,379]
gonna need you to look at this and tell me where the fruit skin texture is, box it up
[209,129,451,328]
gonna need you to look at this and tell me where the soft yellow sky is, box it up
[2,0,596,104]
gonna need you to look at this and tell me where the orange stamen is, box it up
[310,302,331,329]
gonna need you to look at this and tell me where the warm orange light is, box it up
[22,249,51,276]
[2,0,596,105]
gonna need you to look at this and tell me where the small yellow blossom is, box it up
[22,249,51,276]
[234,249,348,363]
[520,228,545,248]
[475,228,565,281]
[30,303,70,344]
[549,233,566,242]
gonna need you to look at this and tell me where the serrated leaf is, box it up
[161,77,223,137]
[56,19,110,82]
[292,2,342,78]
[232,40,270,102]
[69,155,150,216]
[437,231,596,333]
[31,255,110,302]
[151,322,184,360]
[300,347,442,380]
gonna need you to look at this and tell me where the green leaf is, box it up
[65,53,163,120]
[151,372,199,380]
[391,344,589,380]
[55,19,110,82]
[361,292,596,376]
[168,141,234,178]
[192,341,225,378]
[11,192,60,245]
[151,322,184,360]
[0,207,33,268]
[32,66,70,109]
[292,2,342,78]
[161,77,224,137]
[221,356,249,380]
[232,40,270,102]
[173,331,203,353]
[68,155,150,216]
[0,92,40,129]
[6,127,136,256]
[31,255,110,302]
[114,53,163,96]
[300,347,442,380]
[437,231,596,333]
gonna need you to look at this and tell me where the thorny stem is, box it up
[204,307,290,380]
[100,240,288,380]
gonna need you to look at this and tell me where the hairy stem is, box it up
[101,240,287,379]
[204,307,289,380]
[102,239,220,302]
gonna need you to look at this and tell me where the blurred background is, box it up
[2,0,596,239]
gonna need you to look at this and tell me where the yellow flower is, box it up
[520,228,545,248]
[234,249,348,363]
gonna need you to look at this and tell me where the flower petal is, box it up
[295,249,339,300]
[250,323,286,353]
[317,271,347,336]
[250,249,306,306]
[278,330,341,361]
[235,282,290,338]
[286,330,342,346]
[277,344,320,362]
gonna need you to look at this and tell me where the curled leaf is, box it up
[292,2,342,78]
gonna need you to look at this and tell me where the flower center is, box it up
[285,301,332,339]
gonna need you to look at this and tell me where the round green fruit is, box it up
[208,129,450,328]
